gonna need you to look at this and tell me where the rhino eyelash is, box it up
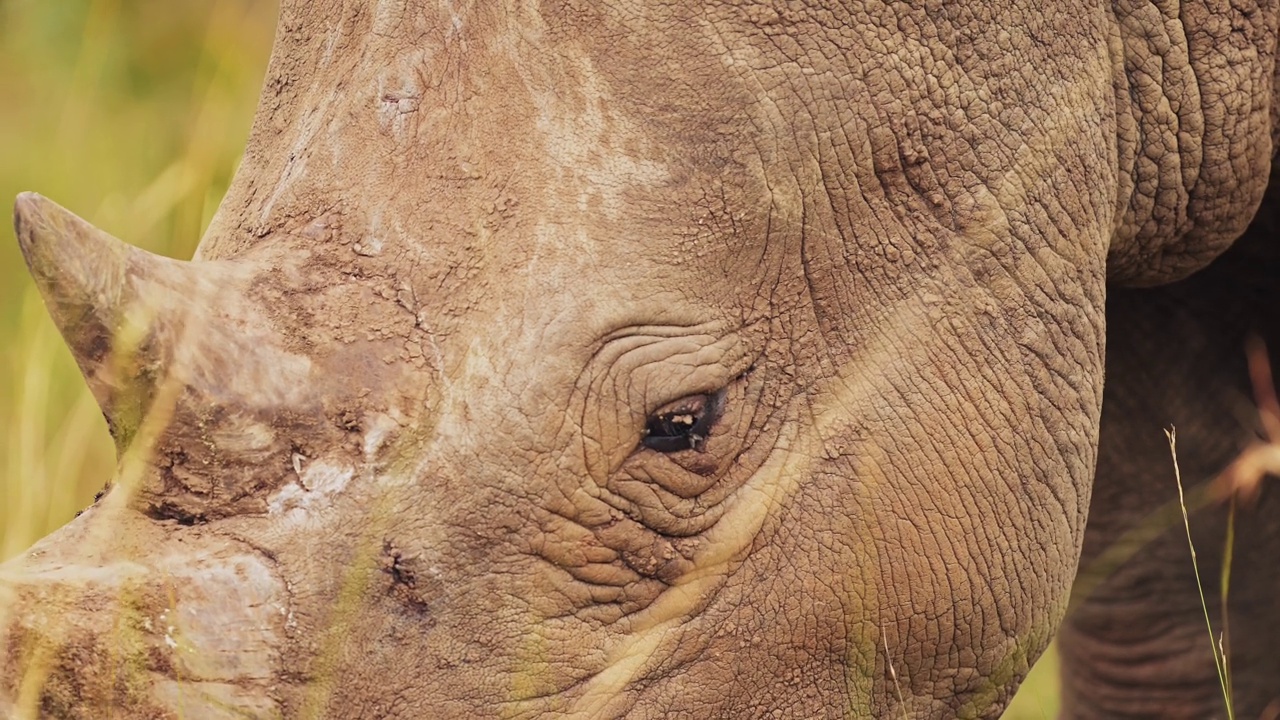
[641,389,726,453]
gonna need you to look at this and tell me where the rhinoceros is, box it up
[3,1,1279,718]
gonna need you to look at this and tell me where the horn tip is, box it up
[13,192,88,264]
[11,193,132,282]
[13,191,51,253]
[12,193,131,367]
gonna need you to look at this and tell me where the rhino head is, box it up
[3,1,1275,718]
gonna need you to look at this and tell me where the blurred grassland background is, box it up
[0,1,1058,716]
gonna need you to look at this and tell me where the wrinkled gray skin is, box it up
[1,2,1278,718]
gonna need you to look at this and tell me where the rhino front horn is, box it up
[13,192,191,448]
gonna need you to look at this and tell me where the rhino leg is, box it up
[1060,166,1280,718]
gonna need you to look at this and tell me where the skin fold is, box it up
[0,1,1277,718]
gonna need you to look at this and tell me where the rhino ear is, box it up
[13,192,183,447]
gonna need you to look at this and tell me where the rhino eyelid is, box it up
[641,389,726,453]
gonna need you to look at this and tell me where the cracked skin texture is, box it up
[1,1,1278,718]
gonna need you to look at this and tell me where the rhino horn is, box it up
[13,192,188,448]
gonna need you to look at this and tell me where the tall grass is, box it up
[1167,428,1236,719]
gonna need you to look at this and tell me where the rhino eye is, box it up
[642,390,725,453]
